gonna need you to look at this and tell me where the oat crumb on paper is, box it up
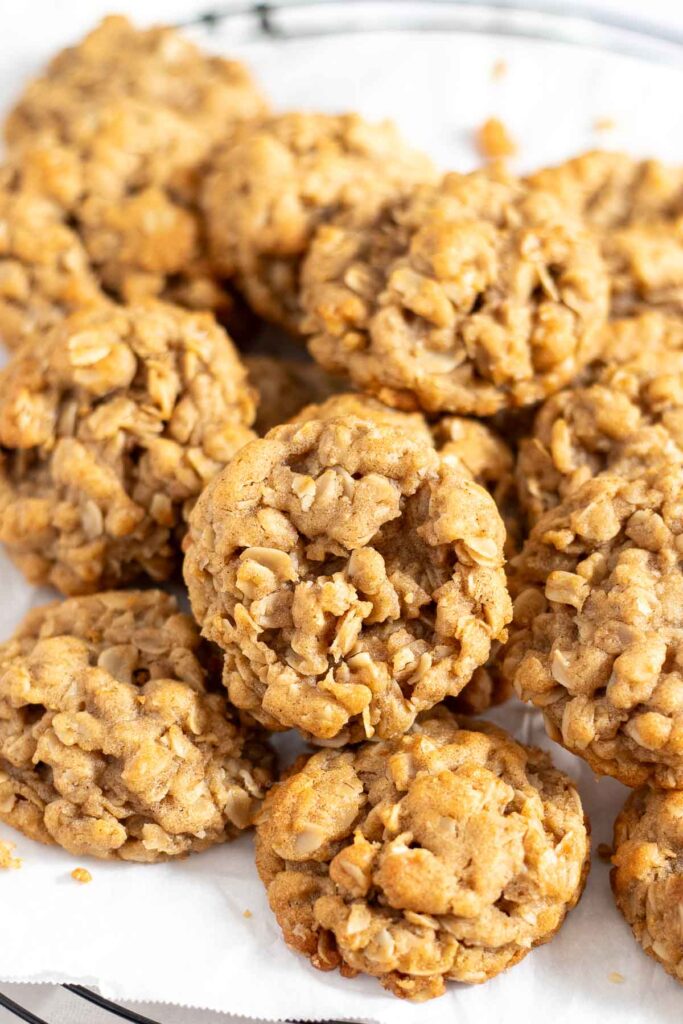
[0,838,21,869]
[609,972,625,984]
[476,117,517,159]
[594,117,616,133]
[491,59,508,80]
[71,867,92,884]
[243,909,253,919]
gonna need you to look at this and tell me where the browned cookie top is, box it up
[202,112,436,331]
[184,413,511,742]
[517,315,683,525]
[505,462,683,787]
[256,711,589,1000]
[0,301,255,594]
[612,786,683,984]
[301,168,609,415]
[0,590,274,861]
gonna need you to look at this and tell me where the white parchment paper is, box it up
[2,14,683,1023]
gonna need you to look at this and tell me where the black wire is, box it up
[63,986,162,1024]
[0,991,50,1024]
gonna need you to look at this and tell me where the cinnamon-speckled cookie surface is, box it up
[202,112,436,331]
[611,786,683,984]
[184,414,511,742]
[4,15,268,311]
[0,301,255,594]
[0,590,274,861]
[255,710,589,1000]
[301,168,609,415]
[505,462,683,787]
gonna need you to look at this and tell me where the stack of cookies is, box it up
[0,13,681,1002]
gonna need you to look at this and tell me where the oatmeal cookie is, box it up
[201,112,436,332]
[0,184,106,350]
[290,391,434,442]
[6,15,267,148]
[528,152,683,317]
[184,414,511,742]
[527,151,683,229]
[611,786,683,983]
[504,462,683,787]
[246,356,344,435]
[608,217,683,318]
[301,168,609,415]
[294,398,516,715]
[255,710,589,1000]
[434,414,521,551]
[5,16,268,311]
[0,590,274,861]
[0,302,255,594]
[516,326,683,524]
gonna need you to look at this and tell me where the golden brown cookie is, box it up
[504,462,683,787]
[528,152,683,317]
[516,320,683,525]
[201,112,436,331]
[301,168,609,415]
[245,355,344,434]
[5,15,268,311]
[0,590,275,861]
[527,151,683,229]
[290,390,434,442]
[611,786,683,983]
[6,15,267,148]
[0,301,255,594]
[0,182,107,349]
[184,414,511,742]
[255,710,589,1000]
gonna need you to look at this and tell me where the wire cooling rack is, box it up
[1,1,683,1022]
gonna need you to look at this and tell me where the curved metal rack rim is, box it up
[182,0,683,64]
[1,1,681,1021]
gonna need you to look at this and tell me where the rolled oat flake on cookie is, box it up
[0,590,275,861]
[255,710,589,1000]
[184,413,512,743]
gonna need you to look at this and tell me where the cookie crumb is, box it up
[597,842,613,862]
[491,59,507,80]
[0,839,21,870]
[71,867,93,884]
[476,117,517,160]
[243,909,253,919]
[609,971,625,984]
[594,117,616,133]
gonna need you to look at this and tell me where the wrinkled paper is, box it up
[2,15,683,1024]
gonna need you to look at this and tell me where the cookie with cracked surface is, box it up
[527,151,683,230]
[301,167,609,415]
[5,16,268,311]
[0,183,107,350]
[255,710,589,1000]
[504,462,683,787]
[246,356,345,435]
[184,414,511,742]
[527,152,683,317]
[0,301,255,594]
[516,318,683,525]
[611,786,683,983]
[5,15,267,148]
[201,112,436,332]
[0,590,275,861]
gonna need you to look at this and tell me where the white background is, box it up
[1,2,683,1023]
